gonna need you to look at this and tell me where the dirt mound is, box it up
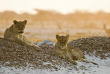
[1,36,110,70]
[68,36,110,59]
[0,38,74,70]
[0,38,41,67]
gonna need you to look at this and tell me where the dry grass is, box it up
[0,9,110,42]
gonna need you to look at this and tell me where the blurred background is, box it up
[0,0,110,42]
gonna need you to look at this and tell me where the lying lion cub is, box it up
[55,34,98,65]
[4,20,38,47]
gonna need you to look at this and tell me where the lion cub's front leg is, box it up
[55,50,65,59]
[21,35,39,47]
[14,35,39,47]
[14,36,29,45]
[66,51,77,65]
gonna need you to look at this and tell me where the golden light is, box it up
[0,0,110,14]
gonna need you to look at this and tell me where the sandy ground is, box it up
[0,57,110,74]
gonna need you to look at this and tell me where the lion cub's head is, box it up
[13,20,27,34]
[56,34,69,49]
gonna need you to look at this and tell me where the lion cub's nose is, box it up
[19,32,23,33]
[62,44,64,46]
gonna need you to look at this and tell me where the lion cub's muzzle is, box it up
[60,45,66,49]
[18,31,24,34]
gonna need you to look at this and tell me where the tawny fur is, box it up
[4,20,39,47]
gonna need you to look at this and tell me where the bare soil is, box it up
[68,36,110,59]
[0,38,75,70]
[0,36,110,70]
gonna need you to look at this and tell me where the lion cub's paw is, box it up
[73,62,77,65]
[59,55,65,59]
[30,44,39,48]
[34,45,39,48]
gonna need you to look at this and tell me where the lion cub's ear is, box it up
[66,34,69,40]
[23,20,27,25]
[13,20,17,24]
[56,35,59,39]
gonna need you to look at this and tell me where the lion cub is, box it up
[55,34,80,65]
[4,20,38,47]
[55,34,97,65]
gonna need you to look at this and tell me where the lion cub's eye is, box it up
[60,39,62,41]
